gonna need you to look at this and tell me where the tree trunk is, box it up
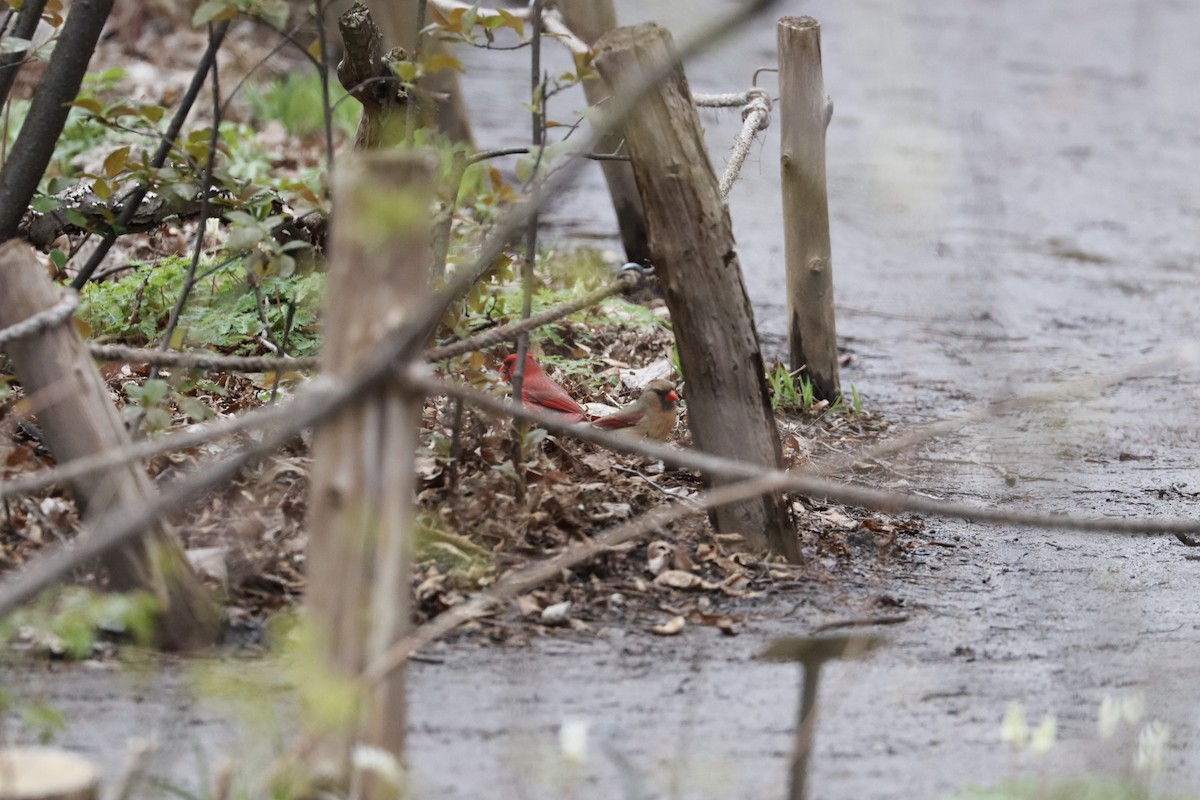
[594,23,797,560]
[0,0,50,111]
[558,0,650,264]
[304,151,434,791]
[0,242,219,650]
[0,0,114,242]
[778,16,840,402]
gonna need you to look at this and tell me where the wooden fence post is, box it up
[0,241,218,650]
[595,23,797,561]
[778,16,841,402]
[0,747,99,800]
[558,0,650,264]
[304,150,435,790]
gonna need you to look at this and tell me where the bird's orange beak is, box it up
[666,390,679,403]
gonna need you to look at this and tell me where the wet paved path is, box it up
[7,2,1200,798]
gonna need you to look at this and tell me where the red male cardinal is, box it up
[591,379,679,441]
[500,353,586,422]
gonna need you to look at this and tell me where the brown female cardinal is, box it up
[500,353,586,422]
[591,379,679,440]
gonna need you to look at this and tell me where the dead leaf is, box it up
[654,569,703,590]
[814,509,858,529]
[619,360,673,390]
[671,542,695,573]
[516,594,540,617]
[686,608,739,636]
[648,615,685,636]
[596,502,632,520]
[541,600,571,626]
[415,572,448,602]
[186,547,229,587]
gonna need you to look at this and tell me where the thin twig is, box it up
[406,0,429,149]
[403,368,1200,539]
[314,0,335,178]
[466,147,630,164]
[508,0,545,502]
[154,22,224,362]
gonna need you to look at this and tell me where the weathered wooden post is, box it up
[0,747,99,800]
[0,241,218,650]
[594,23,797,561]
[778,16,841,402]
[304,150,434,791]
[558,0,650,264]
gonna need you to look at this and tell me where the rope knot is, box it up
[742,88,772,131]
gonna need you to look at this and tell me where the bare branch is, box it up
[0,0,115,242]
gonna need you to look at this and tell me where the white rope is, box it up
[0,289,79,348]
[718,88,772,197]
[694,90,760,108]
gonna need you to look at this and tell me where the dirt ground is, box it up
[6,0,1200,798]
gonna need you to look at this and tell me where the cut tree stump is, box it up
[595,23,797,560]
[0,746,99,800]
[350,0,473,146]
[0,241,218,650]
[304,150,435,790]
[337,2,406,149]
[778,16,840,402]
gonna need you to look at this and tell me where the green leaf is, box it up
[103,145,130,178]
[497,8,523,37]
[258,0,290,30]
[138,104,165,124]
[422,52,464,74]
[461,4,479,33]
[20,703,67,744]
[69,97,103,115]
[0,36,32,55]
[271,253,296,278]
[192,0,237,26]
[138,378,170,407]
[144,406,173,432]
[104,103,137,119]
[394,60,420,82]
[514,156,533,184]
[176,394,215,423]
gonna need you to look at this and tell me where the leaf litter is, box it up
[0,19,928,655]
[2,305,925,657]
